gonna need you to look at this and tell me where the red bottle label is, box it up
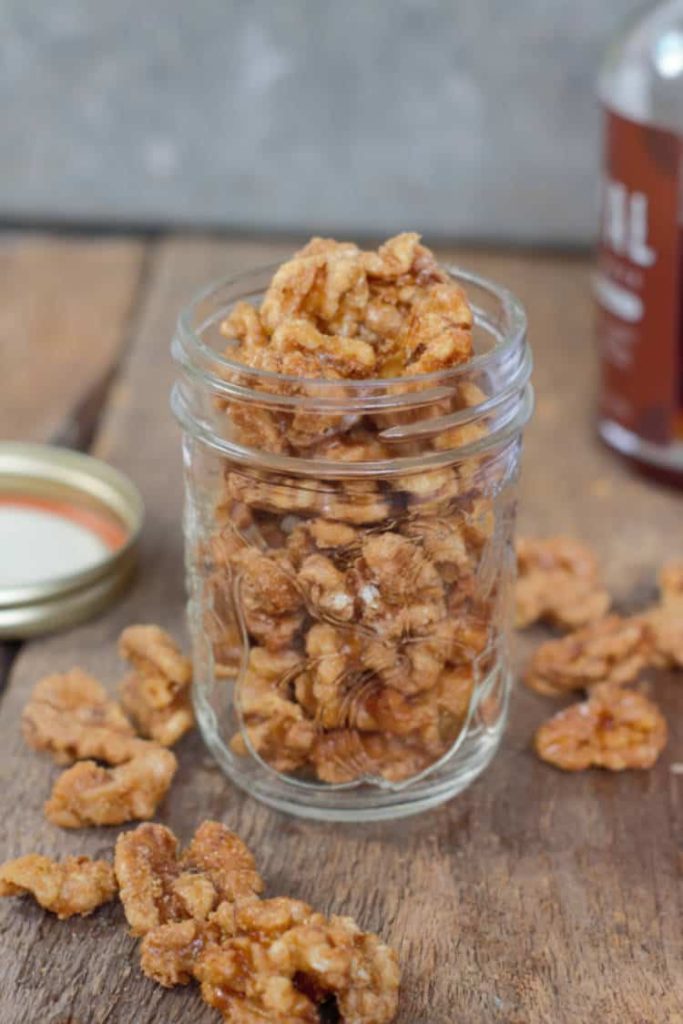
[597,107,683,446]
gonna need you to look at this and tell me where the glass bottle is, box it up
[597,0,683,481]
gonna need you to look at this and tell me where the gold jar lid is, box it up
[0,443,144,638]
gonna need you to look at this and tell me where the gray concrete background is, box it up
[0,0,643,243]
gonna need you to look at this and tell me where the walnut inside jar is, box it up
[204,235,504,786]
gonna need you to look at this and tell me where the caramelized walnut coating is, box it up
[525,615,654,696]
[45,743,177,828]
[115,821,263,936]
[119,625,194,747]
[311,730,434,784]
[142,892,400,1024]
[227,232,470,377]
[0,854,116,919]
[22,669,137,765]
[232,547,306,652]
[232,648,316,772]
[515,536,611,630]
[120,820,400,1021]
[534,684,667,772]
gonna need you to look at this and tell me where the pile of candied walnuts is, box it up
[2,622,400,1023]
[21,625,193,828]
[516,537,681,772]
[0,821,399,1024]
[203,233,507,785]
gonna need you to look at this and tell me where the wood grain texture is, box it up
[0,237,681,1024]
[0,232,146,442]
[0,232,146,696]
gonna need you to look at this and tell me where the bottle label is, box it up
[597,107,683,446]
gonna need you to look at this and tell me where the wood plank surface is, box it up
[0,232,148,696]
[0,236,681,1024]
[0,233,147,443]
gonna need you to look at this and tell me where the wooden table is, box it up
[0,232,681,1024]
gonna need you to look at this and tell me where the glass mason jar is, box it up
[172,265,532,821]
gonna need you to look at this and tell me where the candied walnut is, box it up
[534,684,667,772]
[311,729,432,784]
[22,668,136,765]
[194,898,400,1024]
[135,825,400,1022]
[45,743,177,828]
[525,615,654,697]
[515,536,611,630]
[119,625,194,747]
[304,623,355,728]
[402,517,471,582]
[319,480,391,526]
[115,821,264,936]
[119,625,191,695]
[232,648,315,772]
[360,606,487,699]
[0,853,116,919]
[232,546,305,651]
[267,911,400,1024]
[271,319,376,378]
[400,282,473,374]
[352,532,446,639]
[298,554,355,624]
[140,917,205,987]
[362,231,438,282]
[430,666,475,728]
[221,300,268,351]
[391,467,460,509]
[309,518,357,549]
[302,626,439,744]
[260,239,369,337]
[286,519,359,569]
[362,634,446,696]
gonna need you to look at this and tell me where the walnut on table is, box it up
[534,684,667,772]
[131,820,400,1024]
[525,615,654,696]
[198,902,400,1024]
[115,821,264,937]
[0,853,116,919]
[22,668,137,765]
[119,625,194,747]
[515,536,611,630]
[45,742,177,828]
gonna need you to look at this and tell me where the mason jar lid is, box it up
[0,443,144,639]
